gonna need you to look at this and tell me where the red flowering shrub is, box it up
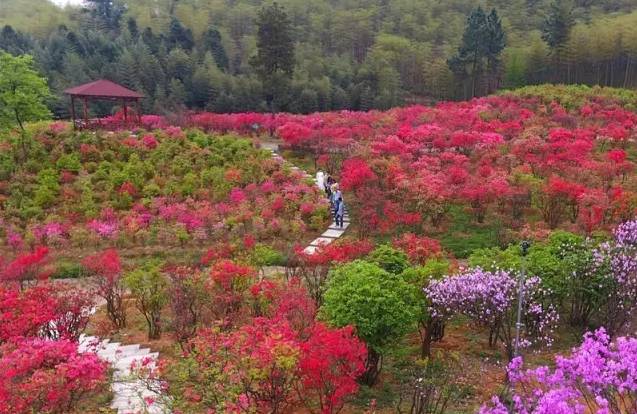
[292,239,374,304]
[340,158,376,191]
[298,323,366,414]
[207,260,257,324]
[82,249,126,328]
[0,339,108,414]
[0,286,57,342]
[165,316,366,414]
[392,233,442,265]
[1,247,51,288]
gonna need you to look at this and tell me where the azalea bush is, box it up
[290,238,374,305]
[163,287,367,414]
[82,249,126,329]
[124,260,169,340]
[183,91,637,240]
[425,268,559,360]
[1,128,327,260]
[0,339,108,414]
[480,328,637,414]
[592,219,637,336]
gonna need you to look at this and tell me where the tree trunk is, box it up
[362,349,383,385]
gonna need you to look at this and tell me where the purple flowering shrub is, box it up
[424,268,558,360]
[593,219,637,336]
[480,328,637,414]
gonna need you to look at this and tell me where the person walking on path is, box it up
[316,170,325,192]
[332,185,342,218]
[325,175,335,198]
[335,198,345,228]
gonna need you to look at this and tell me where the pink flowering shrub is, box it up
[481,328,637,414]
[0,339,108,414]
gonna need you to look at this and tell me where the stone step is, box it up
[112,351,154,373]
[310,237,336,247]
[321,229,345,238]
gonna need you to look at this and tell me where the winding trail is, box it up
[261,142,351,254]
[83,141,348,414]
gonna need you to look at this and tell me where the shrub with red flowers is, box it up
[82,249,126,328]
[297,323,367,414]
[0,339,108,414]
[1,246,51,289]
[164,316,366,414]
[207,259,257,324]
[0,285,57,342]
[392,233,442,265]
[290,238,374,304]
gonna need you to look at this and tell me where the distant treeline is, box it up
[1,0,637,116]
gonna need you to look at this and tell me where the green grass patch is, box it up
[436,205,500,258]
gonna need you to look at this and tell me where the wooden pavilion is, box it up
[64,80,144,130]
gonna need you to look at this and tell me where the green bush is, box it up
[56,153,82,172]
[250,244,285,267]
[51,262,86,279]
[366,244,410,275]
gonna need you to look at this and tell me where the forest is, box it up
[1,0,637,116]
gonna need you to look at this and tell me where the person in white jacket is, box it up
[316,170,325,192]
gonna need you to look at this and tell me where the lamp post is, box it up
[514,240,531,357]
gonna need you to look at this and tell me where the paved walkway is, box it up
[82,142,348,414]
[261,142,350,254]
[79,333,165,413]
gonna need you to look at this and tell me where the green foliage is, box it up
[542,0,576,53]
[400,258,454,287]
[51,262,86,279]
[3,1,637,110]
[55,153,82,173]
[0,53,50,131]
[250,244,285,268]
[448,7,506,98]
[124,260,169,340]
[320,260,419,354]
[251,2,295,111]
[507,84,637,110]
[33,168,60,209]
[438,205,499,258]
[366,244,410,275]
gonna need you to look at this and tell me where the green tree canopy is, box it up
[320,260,419,384]
[542,0,576,54]
[251,2,295,112]
[0,52,50,132]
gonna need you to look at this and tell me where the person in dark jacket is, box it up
[335,198,345,228]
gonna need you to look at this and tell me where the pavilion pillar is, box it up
[70,96,77,130]
[83,97,89,129]
[136,100,142,125]
[123,99,128,123]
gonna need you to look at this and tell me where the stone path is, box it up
[79,332,167,414]
[81,142,348,414]
[261,142,351,255]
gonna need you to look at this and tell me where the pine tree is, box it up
[448,7,506,98]
[168,17,194,51]
[485,9,506,91]
[84,0,126,31]
[542,1,575,55]
[202,27,229,71]
[168,78,187,110]
[251,2,295,113]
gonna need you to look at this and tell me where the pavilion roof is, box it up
[64,79,143,99]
